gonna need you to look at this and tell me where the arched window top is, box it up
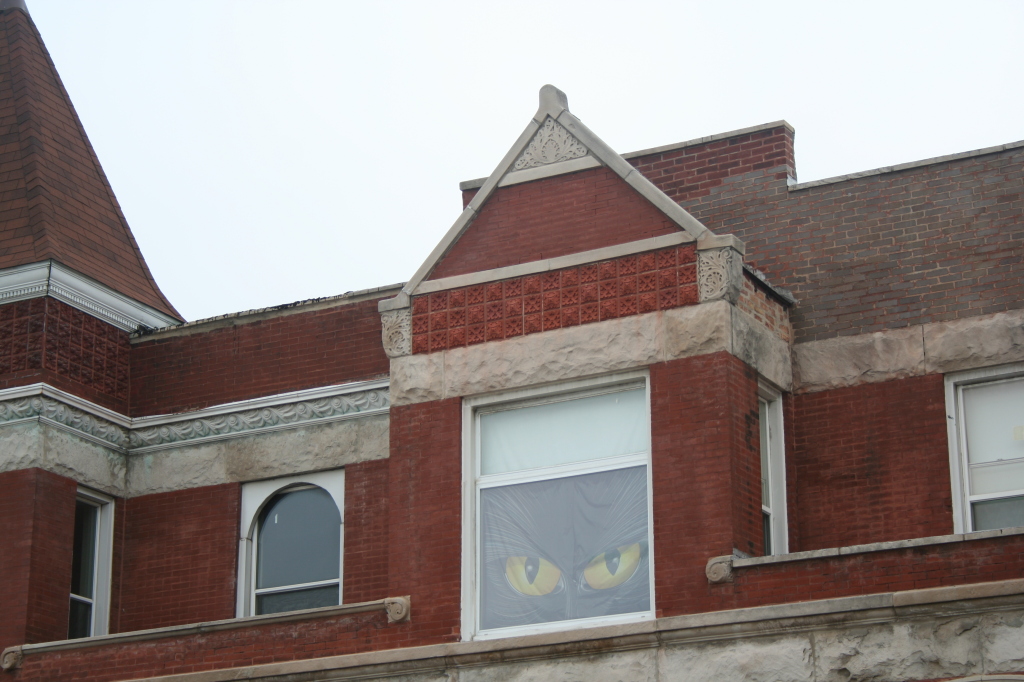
[237,470,345,617]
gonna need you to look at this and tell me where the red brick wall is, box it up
[130,298,389,416]
[343,459,390,604]
[437,166,679,280]
[115,484,240,633]
[412,245,697,353]
[788,374,952,551]
[737,273,792,343]
[650,352,763,618]
[0,298,131,412]
[387,398,463,642]
[630,127,1024,342]
[0,468,76,652]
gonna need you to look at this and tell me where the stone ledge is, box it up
[0,597,410,671]
[87,578,1024,682]
[730,525,1024,569]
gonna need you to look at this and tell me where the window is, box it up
[946,363,1024,533]
[237,470,344,617]
[68,489,113,639]
[759,384,788,555]
[462,372,654,639]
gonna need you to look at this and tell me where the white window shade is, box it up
[480,388,647,475]
[962,378,1024,465]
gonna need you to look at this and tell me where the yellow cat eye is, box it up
[505,556,562,596]
[583,543,643,590]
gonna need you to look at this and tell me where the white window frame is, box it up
[236,470,345,618]
[945,362,1024,534]
[461,370,656,641]
[758,382,789,555]
[71,487,114,638]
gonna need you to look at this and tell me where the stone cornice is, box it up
[0,381,390,454]
[0,261,181,331]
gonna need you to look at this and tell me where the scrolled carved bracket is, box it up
[698,247,743,304]
[513,117,589,171]
[381,308,412,358]
[384,596,411,623]
[1,646,23,671]
[705,555,734,584]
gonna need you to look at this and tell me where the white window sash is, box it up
[75,488,114,638]
[945,362,1024,534]
[758,383,789,556]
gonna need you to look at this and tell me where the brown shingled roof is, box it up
[0,6,181,320]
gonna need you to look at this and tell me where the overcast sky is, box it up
[28,1,1024,322]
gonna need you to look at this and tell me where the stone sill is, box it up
[737,525,1024,569]
[0,597,409,670]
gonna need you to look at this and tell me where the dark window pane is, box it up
[71,501,98,599]
[763,512,772,556]
[973,496,1024,531]
[68,597,92,639]
[256,585,339,615]
[256,487,340,589]
[479,466,650,630]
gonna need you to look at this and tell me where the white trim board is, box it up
[394,86,712,302]
[0,261,180,331]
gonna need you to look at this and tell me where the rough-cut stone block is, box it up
[390,353,445,406]
[923,308,1024,374]
[731,306,792,391]
[661,634,814,682]
[793,326,925,393]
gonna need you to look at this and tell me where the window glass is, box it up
[481,388,646,475]
[479,466,649,630]
[973,496,1024,532]
[69,500,99,639]
[963,378,1024,465]
[255,486,341,615]
[474,382,652,636]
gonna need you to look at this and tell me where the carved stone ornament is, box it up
[0,396,129,449]
[698,248,742,303]
[384,596,411,623]
[705,555,734,584]
[513,117,589,171]
[1,647,23,671]
[380,308,412,358]
[0,386,389,454]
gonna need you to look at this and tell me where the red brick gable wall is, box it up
[0,298,131,413]
[789,374,952,550]
[412,245,697,354]
[114,484,240,633]
[435,166,680,280]
[629,127,1024,342]
[0,468,77,653]
[130,298,389,417]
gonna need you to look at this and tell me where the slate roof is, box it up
[0,5,181,319]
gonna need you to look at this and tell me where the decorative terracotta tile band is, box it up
[411,245,697,354]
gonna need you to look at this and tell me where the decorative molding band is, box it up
[513,116,589,170]
[0,380,389,454]
[380,308,412,358]
[0,261,180,331]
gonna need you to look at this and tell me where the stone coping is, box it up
[734,525,1024,569]
[788,139,1024,192]
[133,282,405,341]
[85,579,1024,682]
[0,597,410,670]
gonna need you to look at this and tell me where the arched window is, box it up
[237,471,344,617]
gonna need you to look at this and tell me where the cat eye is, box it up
[505,556,563,596]
[582,543,643,590]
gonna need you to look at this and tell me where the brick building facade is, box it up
[1,3,1022,680]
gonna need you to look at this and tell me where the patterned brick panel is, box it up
[116,484,240,633]
[412,245,697,354]
[130,297,389,417]
[788,374,952,551]
[0,468,77,653]
[439,165,679,280]
[0,298,131,411]
[629,126,1024,342]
